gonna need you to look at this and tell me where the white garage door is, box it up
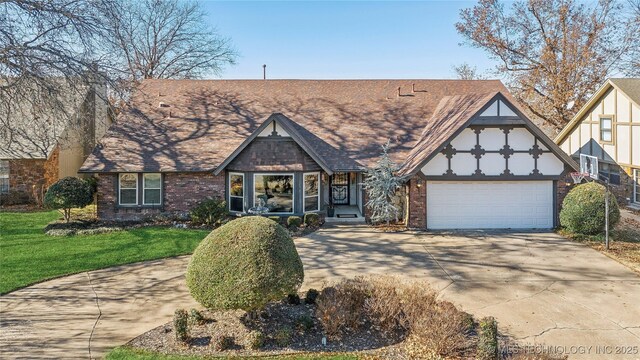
[426,181,553,229]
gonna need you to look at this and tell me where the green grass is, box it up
[0,210,209,294]
[106,347,360,360]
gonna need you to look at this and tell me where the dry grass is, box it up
[560,214,640,273]
[315,277,474,359]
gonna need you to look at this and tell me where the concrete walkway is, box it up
[0,256,197,359]
[1,225,639,359]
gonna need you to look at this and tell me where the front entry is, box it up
[331,172,350,205]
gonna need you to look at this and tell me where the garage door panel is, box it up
[426,181,553,229]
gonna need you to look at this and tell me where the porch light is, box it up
[416,179,423,188]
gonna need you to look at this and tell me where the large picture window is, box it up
[303,172,320,212]
[0,160,8,194]
[119,173,138,205]
[143,173,162,205]
[229,173,244,212]
[254,174,294,213]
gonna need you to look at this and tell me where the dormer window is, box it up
[599,115,613,144]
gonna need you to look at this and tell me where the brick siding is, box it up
[97,172,225,221]
[407,175,426,229]
[7,146,59,200]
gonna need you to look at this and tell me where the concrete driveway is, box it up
[1,225,639,359]
[297,225,640,359]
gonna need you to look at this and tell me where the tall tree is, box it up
[456,0,640,132]
[453,63,487,80]
[99,0,237,82]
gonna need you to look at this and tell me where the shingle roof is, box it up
[80,79,509,173]
[399,92,498,175]
[610,78,640,106]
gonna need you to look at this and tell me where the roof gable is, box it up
[555,78,640,143]
[400,92,577,176]
[213,113,334,175]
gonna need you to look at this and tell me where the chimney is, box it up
[263,64,266,80]
[412,83,416,93]
[397,87,401,98]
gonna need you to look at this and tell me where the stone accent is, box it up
[97,172,225,221]
[227,138,321,172]
[407,175,426,229]
[7,146,59,200]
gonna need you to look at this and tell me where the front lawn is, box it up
[107,347,359,360]
[0,210,209,294]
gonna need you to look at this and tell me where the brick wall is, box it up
[228,138,321,172]
[7,147,59,199]
[407,175,426,229]
[97,172,226,221]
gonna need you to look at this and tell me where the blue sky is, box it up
[200,1,499,79]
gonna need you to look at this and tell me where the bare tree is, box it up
[456,0,640,132]
[452,63,487,80]
[0,0,107,158]
[99,0,237,81]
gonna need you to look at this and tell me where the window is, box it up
[229,173,244,212]
[0,160,8,194]
[303,172,320,212]
[143,173,162,205]
[634,169,639,203]
[254,174,294,213]
[119,173,138,205]
[599,116,613,143]
[598,163,620,185]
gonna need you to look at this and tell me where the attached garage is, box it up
[426,181,554,229]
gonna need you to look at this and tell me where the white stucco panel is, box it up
[480,153,505,175]
[537,153,565,175]
[570,129,581,155]
[508,128,535,151]
[479,128,504,151]
[509,153,535,176]
[450,153,477,176]
[579,123,591,149]
[258,120,290,137]
[633,103,640,123]
[617,93,630,122]
[560,139,570,153]
[617,125,630,164]
[633,126,640,166]
[450,128,476,151]
[480,100,498,117]
[499,100,517,116]
[603,89,615,114]
[421,153,449,176]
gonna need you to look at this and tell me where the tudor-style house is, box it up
[80,79,577,230]
[556,78,640,208]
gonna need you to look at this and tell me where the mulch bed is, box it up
[127,301,400,357]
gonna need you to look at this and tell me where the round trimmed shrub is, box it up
[186,216,304,311]
[560,182,620,235]
[43,177,94,222]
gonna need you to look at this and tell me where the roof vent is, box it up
[159,102,170,108]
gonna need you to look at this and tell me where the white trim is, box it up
[253,173,295,214]
[228,172,245,212]
[142,173,162,206]
[634,168,639,203]
[303,172,320,212]
[118,173,138,206]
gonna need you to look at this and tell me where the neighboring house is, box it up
[0,79,111,201]
[79,79,577,230]
[555,78,640,208]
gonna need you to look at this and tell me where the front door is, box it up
[331,172,349,205]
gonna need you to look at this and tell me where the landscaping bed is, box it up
[124,277,519,360]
